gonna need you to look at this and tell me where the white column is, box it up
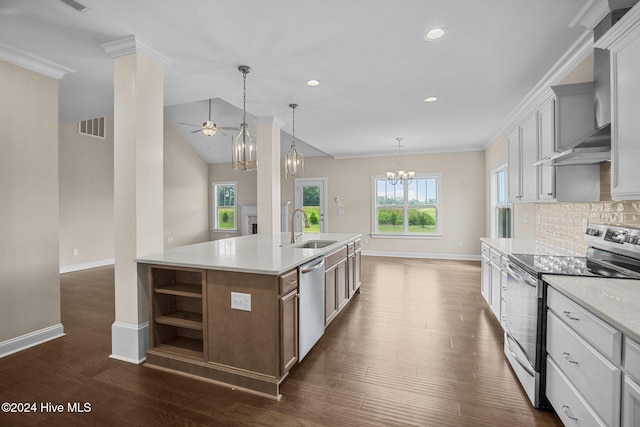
[102,36,171,363]
[255,117,284,234]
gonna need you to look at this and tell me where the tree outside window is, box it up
[373,175,440,236]
[212,182,236,231]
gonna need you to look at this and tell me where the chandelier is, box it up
[285,103,303,179]
[232,65,257,171]
[385,137,415,185]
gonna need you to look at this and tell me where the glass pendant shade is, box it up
[232,123,257,171]
[285,144,303,179]
[285,103,303,179]
[233,65,257,171]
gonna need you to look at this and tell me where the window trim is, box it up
[212,181,237,232]
[491,163,511,238]
[370,174,442,239]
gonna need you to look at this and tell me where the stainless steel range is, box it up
[503,224,640,408]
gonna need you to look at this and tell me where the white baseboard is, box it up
[60,258,115,274]
[362,250,481,261]
[110,321,148,364]
[0,324,65,358]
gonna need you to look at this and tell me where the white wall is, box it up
[0,60,62,342]
[59,118,115,269]
[164,120,210,248]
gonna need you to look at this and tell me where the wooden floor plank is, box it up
[0,257,562,426]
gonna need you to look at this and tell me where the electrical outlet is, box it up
[73,248,79,256]
[523,213,529,224]
[338,209,345,215]
[231,292,251,312]
[166,236,173,243]
[364,238,369,244]
[458,241,464,247]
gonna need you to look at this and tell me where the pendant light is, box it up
[232,65,257,171]
[386,137,415,185]
[285,103,304,179]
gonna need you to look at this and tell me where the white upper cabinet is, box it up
[507,127,522,202]
[538,98,555,200]
[597,5,640,200]
[520,114,539,202]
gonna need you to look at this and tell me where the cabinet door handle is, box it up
[562,405,578,421]
[287,280,297,286]
[563,311,579,321]
[562,352,579,364]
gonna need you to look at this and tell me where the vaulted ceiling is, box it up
[0,0,590,163]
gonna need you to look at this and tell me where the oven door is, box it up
[504,261,541,374]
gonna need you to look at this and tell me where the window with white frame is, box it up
[493,166,511,238]
[372,175,441,236]
[212,182,237,231]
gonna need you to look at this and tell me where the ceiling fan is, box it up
[180,99,238,137]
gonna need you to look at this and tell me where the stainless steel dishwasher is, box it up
[298,256,325,360]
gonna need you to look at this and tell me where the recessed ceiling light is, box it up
[424,96,438,103]
[307,79,320,87]
[424,28,446,41]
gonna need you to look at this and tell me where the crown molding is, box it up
[595,2,640,51]
[484,30,593,147]
[101,35,173,67]
[0,42,75,79]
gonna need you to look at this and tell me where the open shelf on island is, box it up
[156,311,203,330]
[155,337,204,358]
[154,283,202,298]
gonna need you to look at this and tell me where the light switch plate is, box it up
[231,292,251,311]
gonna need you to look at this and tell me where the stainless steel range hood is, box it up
[537,3,636,166]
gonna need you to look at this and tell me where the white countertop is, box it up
[136,232,361,275]
[480,238,576,256]
[544,275,640,344]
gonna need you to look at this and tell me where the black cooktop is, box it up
[509,251,640,279]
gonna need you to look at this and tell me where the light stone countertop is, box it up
[136,232,361,275]
[480,238,576,256]
[543,275,640,344]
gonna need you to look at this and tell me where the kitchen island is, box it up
[136,232,362,399]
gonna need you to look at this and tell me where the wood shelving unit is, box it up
[148,265,206,360]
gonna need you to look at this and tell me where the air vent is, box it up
[79,117,105,139]
[58,0,87,12]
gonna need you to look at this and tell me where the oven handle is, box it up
[505,331,535,376]
[504,263,537,288]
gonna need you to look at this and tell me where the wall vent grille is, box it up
[78,117,105,139]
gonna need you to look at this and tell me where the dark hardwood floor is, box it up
[0,257,562,426]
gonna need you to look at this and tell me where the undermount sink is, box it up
[295,240,337,249]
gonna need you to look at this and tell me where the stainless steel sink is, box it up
[295,240,337,249]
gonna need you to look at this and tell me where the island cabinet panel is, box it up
[148,265,207,360]
[206,270,279,377]
[324,246,349,327]
[347,240,362,297]
[280,288,298,375]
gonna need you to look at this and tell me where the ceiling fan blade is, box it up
[180,122,201,128]
[190,129,203,133]
[218,126,239,131]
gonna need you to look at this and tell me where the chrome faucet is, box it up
[290,208,310,243]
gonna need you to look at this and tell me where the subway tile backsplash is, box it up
[534,163,640,254]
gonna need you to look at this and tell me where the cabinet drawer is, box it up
[279,269,298,295]
[625,337,640,384]
[489,249,502,264]
[547,286,622,363]
[325,247,348,270]
[547,311,621,426]
[481,243,490,257]
[546,357,607,427]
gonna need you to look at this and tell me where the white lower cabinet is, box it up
[546,310,621,426]
[480,243,505,325]
[623,376,640,427]
[545,286,640,427]
[546,357,607,426]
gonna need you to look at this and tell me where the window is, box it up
[212,182,236,231]
[372,175,441,237]
[493,166,511,238]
